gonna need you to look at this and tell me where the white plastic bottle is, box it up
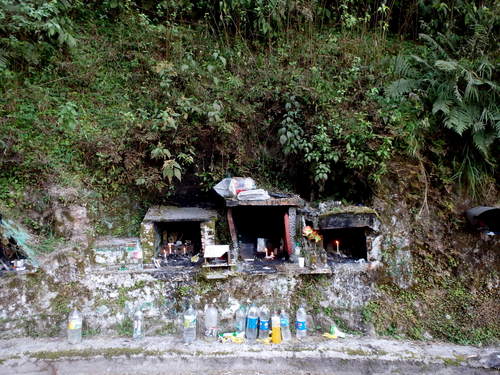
[67,308,82,344]
[133,309,144,340]
[258,305,270,339]
[245,303,259,341]
[204,299,219,340]
[183,304,197,344]
[235,304,247,333]
[296,305,308,339]
[280,309,292,341]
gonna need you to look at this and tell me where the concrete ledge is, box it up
[0,336,497,374]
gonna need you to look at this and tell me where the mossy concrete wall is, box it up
[0,249,382,339]
[2,190,496,345]
[140,222,155,263]
[0,201,411,340]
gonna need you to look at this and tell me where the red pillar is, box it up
[284,210,293,256]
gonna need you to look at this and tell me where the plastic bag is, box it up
[229,178,256,197]
[213,177,256,198]
[213,178,233,198]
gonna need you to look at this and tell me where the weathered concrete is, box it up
[0,255,382,339]
[319,212,379,230]
[0,336,497,375]
[225,196,304,207]
[93,237,142,266]
[143,206,218,222]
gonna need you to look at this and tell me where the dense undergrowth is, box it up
[0,0,498,344]
[1,1,498,210]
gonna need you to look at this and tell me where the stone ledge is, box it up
[0,336,496,375]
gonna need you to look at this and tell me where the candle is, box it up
[183,245,186,255]
[335,240,340,255]
[168,244,172,255]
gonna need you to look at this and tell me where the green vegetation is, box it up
[367,258,499,345]
[154,322,176,336]
[2,1,496,213]
[386,4,499,195]
[115,317,133,337]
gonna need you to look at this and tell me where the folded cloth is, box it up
[237,189,270,201]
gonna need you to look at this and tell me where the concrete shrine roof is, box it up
[143,206,218,222]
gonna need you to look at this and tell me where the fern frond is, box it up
[410,55,432,70]
[445,107,473,135]
[435,59,458,72]
[479,107,496,126]
[386,79,418,99]
[464,71,481,102]
[472,129,494,158]
[0,49,7,69]
[436,32,457,54]
[482,79,499,93]
[453,84,463,103]
[490,108,500,136]
[419,33,449,58]
[478,60,493,80]
[432,97,452,115]
[392,54,412,78]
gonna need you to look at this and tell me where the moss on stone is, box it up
[28,347,163,360]
[154,322,177,335]
[441,355,466,367]
[319,206,377,217]
[344,348,370,356]
[140,222,155,263]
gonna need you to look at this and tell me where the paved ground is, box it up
[0,335,498,374]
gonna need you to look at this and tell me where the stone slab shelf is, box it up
[225,196,304,207]
[276,263,333,275]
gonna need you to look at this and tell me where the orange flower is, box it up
[303,226,322,243]
[302,226,314,237]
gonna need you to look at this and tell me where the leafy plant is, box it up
[386,3,499,195]
[0,0,77,72]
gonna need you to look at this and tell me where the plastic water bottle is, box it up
[271,311,282,344]
[67,309,82,344]
[204,299,219,340]
[245,303,258,341]
[280,309,291,341]
[258,305,270,339]
[183,304,197,344]
[133,309,144,340]
[296,305,308,339]
[235,304,247,333]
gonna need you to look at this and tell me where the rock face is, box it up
[53,205,90,245]
[48,185,91,246]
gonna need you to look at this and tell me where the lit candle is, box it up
[335,240,340,255]
[168,244,172,255]
[183,245,186,255]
